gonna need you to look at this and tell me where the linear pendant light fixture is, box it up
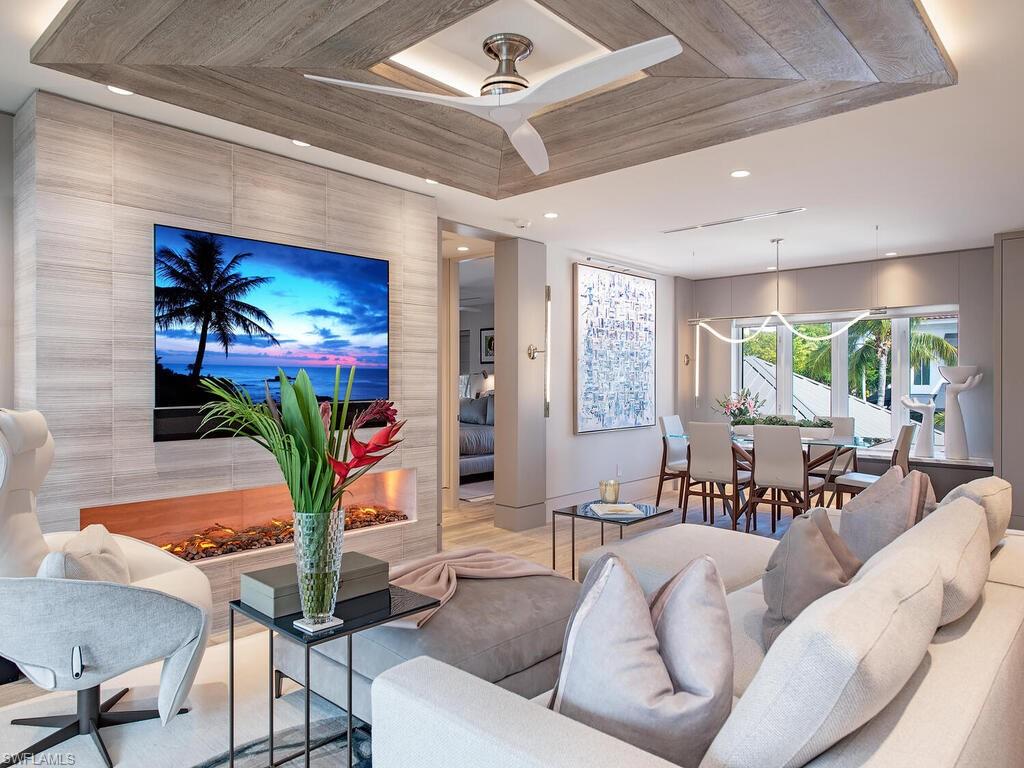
[692,236,885,398]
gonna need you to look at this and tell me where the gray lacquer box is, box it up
[240,552,390,618]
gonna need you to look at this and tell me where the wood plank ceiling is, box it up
[31,0,956,200]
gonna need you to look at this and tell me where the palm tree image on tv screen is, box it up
[153,225,389,430]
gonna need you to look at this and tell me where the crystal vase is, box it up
[292,509,344,625]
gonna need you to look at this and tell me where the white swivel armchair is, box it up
[0,409,213,768]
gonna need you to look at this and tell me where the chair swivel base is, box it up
[3,685,187,768]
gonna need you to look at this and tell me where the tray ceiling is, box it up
[32,0,956,200]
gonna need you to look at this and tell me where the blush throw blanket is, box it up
[389,547,561,628]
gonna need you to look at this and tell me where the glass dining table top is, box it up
[667,433,891,449]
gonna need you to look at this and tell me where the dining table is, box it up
[665,432,893,512]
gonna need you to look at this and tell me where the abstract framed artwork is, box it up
[573,263,656,434]
[480,327,495,364]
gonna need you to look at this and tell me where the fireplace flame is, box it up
[160,506,408,560]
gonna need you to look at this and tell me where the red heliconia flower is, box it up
[328,419,405,488]
[350,399,398,431]
[349,420,405,460]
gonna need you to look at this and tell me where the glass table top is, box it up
[552,501,677,525]
[231,585,440,646]
[667,433,891,449]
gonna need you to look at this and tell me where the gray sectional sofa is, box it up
[370,477,1023,768]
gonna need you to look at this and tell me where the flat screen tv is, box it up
[153,225,389,441]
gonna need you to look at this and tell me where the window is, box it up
[847,318,893,438]
[741,325,777,414]
[792,323,831,420]
[731,309,959,445]
[909,315,959,446]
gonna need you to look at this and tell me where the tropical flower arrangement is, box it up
[200,366,403,625]
[714,388,767,423]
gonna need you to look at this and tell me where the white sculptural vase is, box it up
[900,395,935,458]
[938,365,983,461]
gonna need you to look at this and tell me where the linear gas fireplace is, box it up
[80,467,417,562]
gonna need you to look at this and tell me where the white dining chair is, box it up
[749,425,826,533]
[656,415,688,507]
[681,422,752,530]
[834,423,918,506]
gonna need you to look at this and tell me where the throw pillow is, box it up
[551,553,732,768]
[484,393,495,426]
[857,496,990,626]
[703,553,943,768]
[940,476,1012,550]
[36,524,130,584]
[458,397,487,425]
[839,468,934,561]
[762,508,861,649]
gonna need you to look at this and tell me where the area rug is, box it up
[191,714,371,767]
[459,478,495,502]
[0,633,363,768]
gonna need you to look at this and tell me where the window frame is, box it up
[731,304,958,440]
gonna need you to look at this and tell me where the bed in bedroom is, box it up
[458,394,494,480]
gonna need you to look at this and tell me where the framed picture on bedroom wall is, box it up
[573,262,656,434]
[480,327,495,364]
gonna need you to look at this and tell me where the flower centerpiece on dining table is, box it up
[200,366,404,627]
[714,387,767,433]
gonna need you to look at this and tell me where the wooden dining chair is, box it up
[656,415,688,507]
[681,422,752,530]
[834,423,918,507]
[749,425,826,533]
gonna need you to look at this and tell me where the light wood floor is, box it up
[440,490,770,579]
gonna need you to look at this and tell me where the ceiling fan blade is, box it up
[303,74,497,118]
[513,35,683,110]
[505,120,549,175]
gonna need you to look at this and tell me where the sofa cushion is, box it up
[309,574,580,686]
[800,581,1024,768]
[762,509,861,649]
[702,552,943,768]
[839,468,931,561]
[579,523,777,597]
[552,554,732,768]
[857,497,990,626]
[726,581,767,698]
[36,524,130,584]
[941,476,1012,551]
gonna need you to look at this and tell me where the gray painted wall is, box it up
[0,113,12,408]
[678,248,995,458]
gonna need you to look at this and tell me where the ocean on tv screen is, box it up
[153,225,389,408]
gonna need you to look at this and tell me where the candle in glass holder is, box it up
[598,480,620,503]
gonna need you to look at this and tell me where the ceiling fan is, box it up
[304,34,683,176]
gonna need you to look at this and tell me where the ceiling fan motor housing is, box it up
[481,33,533,96]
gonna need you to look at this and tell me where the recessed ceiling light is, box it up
[766,266,777,271]
[457,245,470,252]
[291,139,311,147]
[544,212,559,219]
[885,251,899,257]
[425,178,439,185]
[730,169,751,178]
[106,85,133,96]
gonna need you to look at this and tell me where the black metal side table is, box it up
[228,586,440,768]
[552,501,680,579]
